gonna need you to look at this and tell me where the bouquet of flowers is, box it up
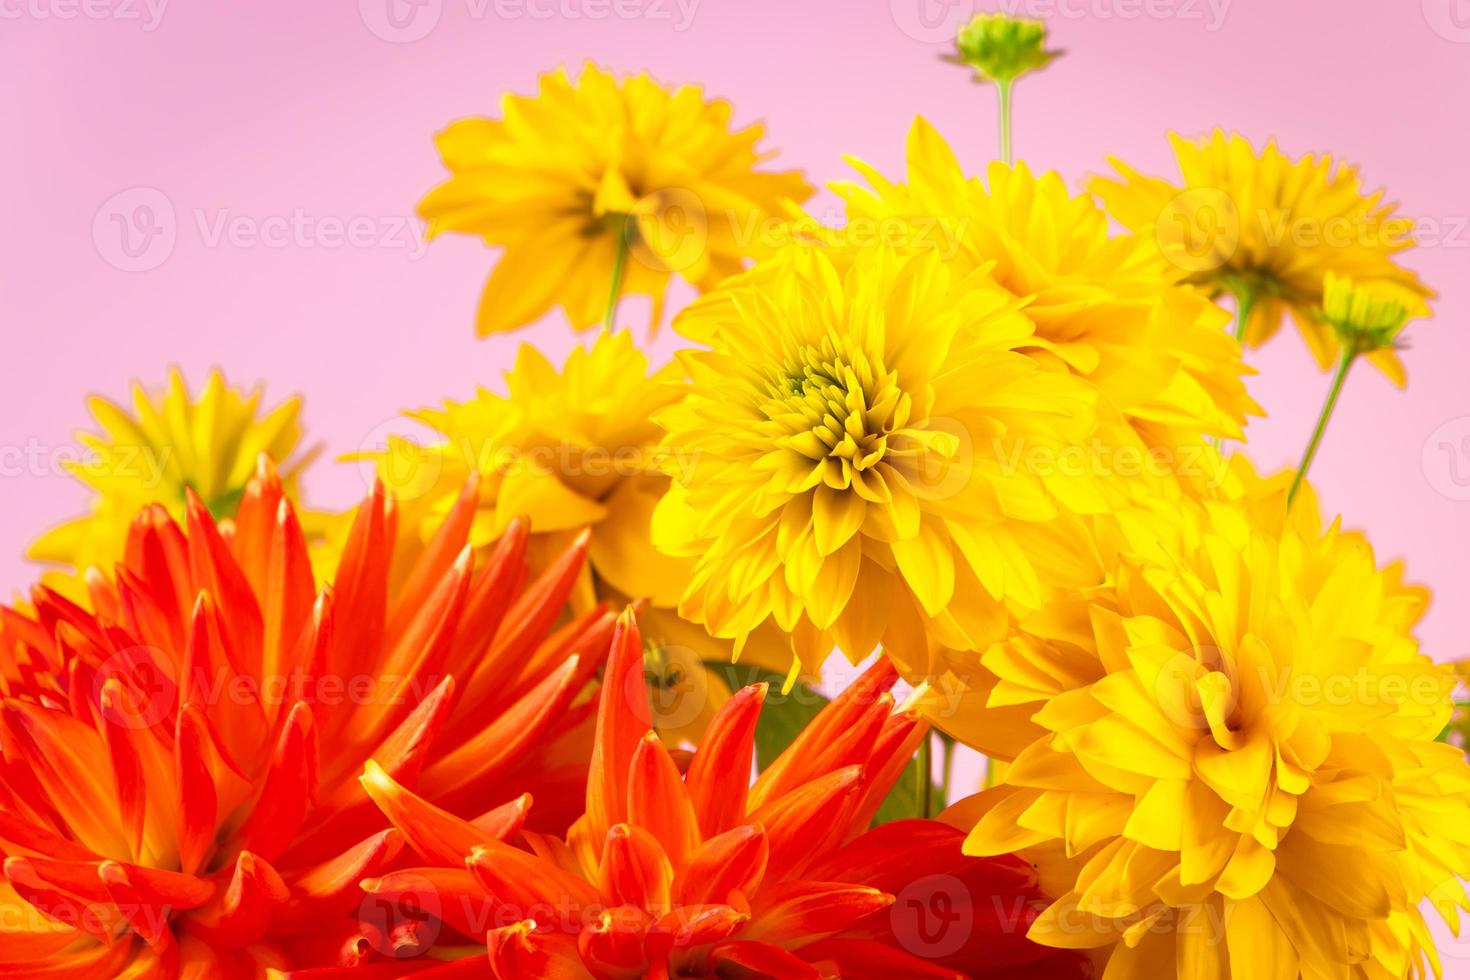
[4,15,1466,980]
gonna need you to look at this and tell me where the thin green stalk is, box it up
[1213,287,1257,452]
[1288,350,1356,507]
[603,217,631,332]
[938,736,955,812]
[1232,286,1256,343]
[997,80,1014,165]
[917,734,933,818]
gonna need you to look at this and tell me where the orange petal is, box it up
[273,829,405,934]
[361,759,526,867]
[585,608,649,845]
[744,880,892,946]
[174,704,221,877]
[261,497,316,689]
[672,823,769,908]
[487,920,591,980]
[685,684,766,838]
[386,474,481,641]
[577,904,652,975]
[181,850,288,947]
[627,733,700,869]
[599,823,673,910]
[185,487,264,673]
[238,701,319,863]
[749,659,897,810]
[467,840,600,919]
[750,766,864,882]
[711,939,820,979]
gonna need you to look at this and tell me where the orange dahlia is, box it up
[0,459,616,976]
[338,612,1088,979]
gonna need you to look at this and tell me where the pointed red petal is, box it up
[361,760,526,867]
[585,609,648,845]
[599,823,673,910]
[672,823,769,908]
[685,683,766,838]
[181,850,288,947]
[627,732,700,869]
[238,701,319,862]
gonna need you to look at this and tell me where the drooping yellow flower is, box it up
[944,458,1470,977]
[27,369,319,601]
[356,330,795,742]
[1090,130,1433,381]
[654,242,1118,678]
[419,63,814,337]
[833,117,1260,454]
[1315,269,1420,387]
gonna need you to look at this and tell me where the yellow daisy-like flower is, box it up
[28,369,318,600]
[357,330,794,744]
[946,463,1470,978]
[1090,130,1433,382]
[831,117,1260,454]
[419,63,813,337]
[654,243,1116,678]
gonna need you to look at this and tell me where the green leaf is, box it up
[703,661,944,823]
[704,661,826,770]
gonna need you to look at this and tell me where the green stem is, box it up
[997,80,1014,165]
[1212,287,1257,452]
[603,217,631,332]
[938,736,954,812]
[1232,287,1256,344]
[917,735,933,818]
[1288,351,1356,507]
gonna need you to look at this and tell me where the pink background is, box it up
[3,0,1470,961]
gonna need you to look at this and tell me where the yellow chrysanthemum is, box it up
[831,117,1260,453]
[356,330,794,744]
[943,461,1470,978]
[419,63,813,336]
[27,369,319,600]
[654,242,1124,678]
[1090,130,1433,382]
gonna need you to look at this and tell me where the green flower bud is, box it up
[1319,272,1413,354]
[948,13,1063,86]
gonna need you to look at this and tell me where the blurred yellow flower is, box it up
[944,460,1468,978]
[419,63,813,337]
[655,243,1118,679]
[834,118,1261,454]
[356,330,794,745]
[27,369,319,601]
[1090,130,1432,381]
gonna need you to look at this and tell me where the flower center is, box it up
[766,335,909,475]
